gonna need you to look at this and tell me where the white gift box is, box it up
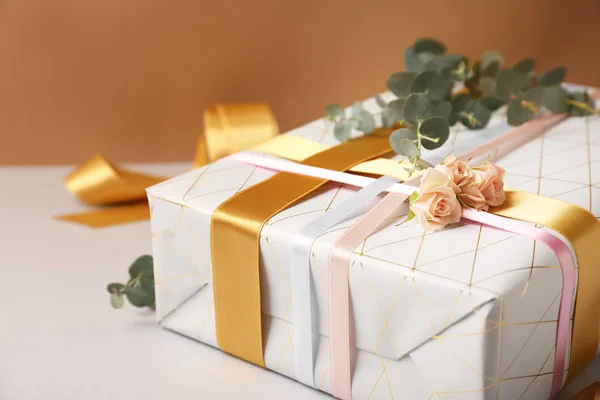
[147,93,600,400]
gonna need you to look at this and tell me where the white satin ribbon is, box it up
[290,175,399,387]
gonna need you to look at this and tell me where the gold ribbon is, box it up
[491,190,600,381]
[211,127,397,366]
[58,103,280,228]
[573,382,600,399]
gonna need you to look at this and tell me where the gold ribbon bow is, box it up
[56,103,279,228]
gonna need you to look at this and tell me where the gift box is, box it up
[147,93,600,399]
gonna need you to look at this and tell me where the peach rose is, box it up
[439,155,474,188]
[411,168,462,232]
[458,185,488,211]
[473,163,506,207]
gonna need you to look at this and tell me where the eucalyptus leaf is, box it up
[449,94,471,126]
[507,98,534,126]
[333,120,352,142]
[404,47,425,73]
[387,72,416,98]
[462,101,492,130]
[107,283,126,294]
[326,104,345,118]
[540,66,566,87]
[523,86,545,106]
[481,51,504,69]
[404,93,433,125]
[375,95,387,108]
[542,85,569,113]
[140,276,156,303]
[480,76,497,97]
[110,293,125,309]
[496,69,529,101]
[351,101,364,117]
[387,98,406,122]
[410,71,437,94]
[568,91,595,116]
[129,255,154,279]
[432,99,452,119]
[513,58,535,75]
[419,116,450,150]
[390,128,418,156]
[395,138,421,158]
[482,61,501,78]
[414,38,446,55]
[125,286,154,307]
[357,110,375,134]
[425,53,464,71]
[381,110,395,128]
[481,96,506,112]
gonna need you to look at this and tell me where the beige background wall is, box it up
[1,0,599,164]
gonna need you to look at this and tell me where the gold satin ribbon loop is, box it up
[58,104,280,227]
[64,154,164,205]
[211,128,396,367]
[197,103,279,167]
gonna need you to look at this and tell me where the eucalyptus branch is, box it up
[324,37,597,159]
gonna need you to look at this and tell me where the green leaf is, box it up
[333,120,352,141]
[496,69,529,101]
[375,95,387,108]
[140,276,155,303]
[404,93,433,125]
[110,293,124,309]
[507,98,534,126]
[462,101,492,130]
[425,53,464,72]
[540,66,566,87]
[410,71,436,94]
[523,86,545,106]
[568,91,596,116]
[404,47,425,73]
[125,286,154,307]
[543,85,569,113]
[513,58,535,75]
[482,61,501,78]
[107,282,126,294]
[410,71,451,100]
[481,96,506,112]
[480,76,497,97]
[351,101,363,117]
[399,209,417,226]
[395,138,420,158]
[381,110,394,128]
[387,98,406,122]
[414,38,445,55]
[449,94,471,126]
[432,99,452,119]
[390,128,418,156]
[419,116,450,150]
[129,255,154,279]
[387,72,416,98]
[326,104,345,118]
[356,110,375,134]
[481,51,504,69]
[409,191,419,203]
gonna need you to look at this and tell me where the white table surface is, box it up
[0,163,598,400]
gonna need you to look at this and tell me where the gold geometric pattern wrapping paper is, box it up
[147,93,600,400]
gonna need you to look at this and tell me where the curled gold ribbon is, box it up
[58,103,280,228]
